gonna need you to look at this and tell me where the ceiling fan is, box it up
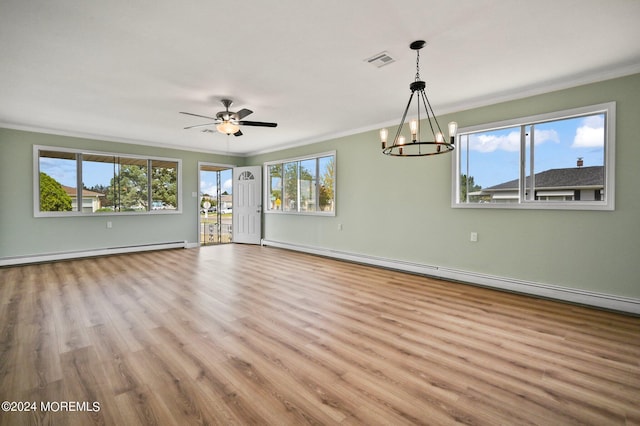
[180,99,277,137]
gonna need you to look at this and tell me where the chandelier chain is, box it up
[415,50,421,82]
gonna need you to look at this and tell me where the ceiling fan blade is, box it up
[236,108,253,120]
[184,122,218,130]
[179,111,218,120]
[238,120,278,127]
[233,130,243,137]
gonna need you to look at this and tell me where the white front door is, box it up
[232,166,262,244]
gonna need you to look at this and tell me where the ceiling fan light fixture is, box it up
[180,99,277,138]
[217,121,241,135]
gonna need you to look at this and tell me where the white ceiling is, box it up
[1,0,640,156]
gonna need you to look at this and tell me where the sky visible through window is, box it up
[460,114,605,189]
[40,157,233,195]
[200,169,233,196]
[39,157,77,187]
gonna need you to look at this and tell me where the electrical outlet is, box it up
[338,223,343,231]
[470,232,478,242]
[107,221,113,229]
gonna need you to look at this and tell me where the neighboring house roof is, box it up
[484,166,604,191]
[61,185,104,197]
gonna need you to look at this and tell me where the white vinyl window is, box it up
[34,146,181,216]
[453,102,615,210]
[265,151,335,215]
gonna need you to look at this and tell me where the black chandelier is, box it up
[380,40,457,157]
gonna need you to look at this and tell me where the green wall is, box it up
[2,74,639,301]
[249,73,640,300]
[0,129,242,258]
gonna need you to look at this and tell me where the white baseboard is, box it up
[261,239,640,315]
[0,241,187,267]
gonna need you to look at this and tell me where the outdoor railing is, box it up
[200,220,232,245]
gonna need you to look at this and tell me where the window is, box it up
[453,102,615,210]
[265,152,335,215]
[34,146,181,216]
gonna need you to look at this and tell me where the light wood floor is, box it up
[1,245,639,425]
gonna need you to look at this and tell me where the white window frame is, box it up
[34,145,182,217]
[451,102,615,211]
[264,150,336,216]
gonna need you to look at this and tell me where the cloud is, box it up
[222,179,233,193]
[199,173,233,196]
[199,178,216,196]
[467,128,559,153]
[572,115,604,148]
[39,158,77,186]
[531,129,560,146]
[469,131,520,153]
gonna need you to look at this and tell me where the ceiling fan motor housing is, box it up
[217,111,235,121]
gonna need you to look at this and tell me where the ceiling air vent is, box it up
[365,51,395,68]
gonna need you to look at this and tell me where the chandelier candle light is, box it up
[380,40,457,156]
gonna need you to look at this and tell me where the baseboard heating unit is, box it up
[0,241,187,267]
[261,239,640,315]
